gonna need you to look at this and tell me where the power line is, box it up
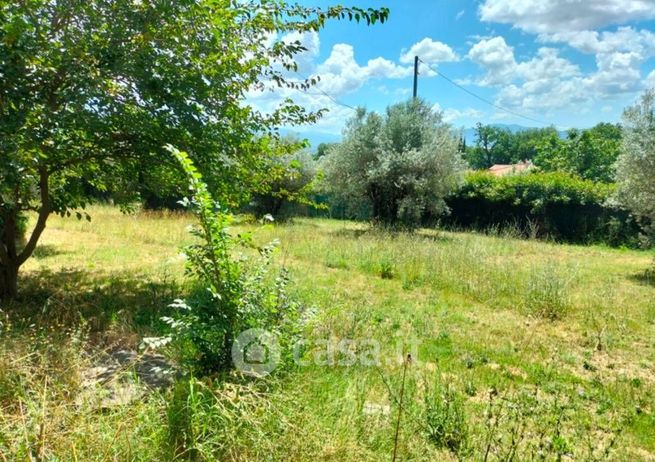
[301,87,358,111]
[289,74,358,111]
[418,58,550,126]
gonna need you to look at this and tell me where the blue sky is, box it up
[248,0,655,141]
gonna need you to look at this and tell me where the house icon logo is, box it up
[231,328,281,377]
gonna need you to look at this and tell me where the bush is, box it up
[443,171,643,247]
[151,148,304,375]
[523,264,572,320]
[425,383,469,454]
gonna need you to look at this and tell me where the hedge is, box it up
[442,171,643,247]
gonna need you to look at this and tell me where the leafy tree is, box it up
[250,136,320,219]
[0,0,389,299]
[534,123,621,182]
[315,142,338,159]
[616,90,655,241]
[323,99,464,228]
[467,123,510,169]
[466,124,558,169]
[510,127,560,162]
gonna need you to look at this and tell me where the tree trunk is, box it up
[0,262,19,300]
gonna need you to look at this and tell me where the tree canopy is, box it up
[323,99,464,228]
[0,0,389,299]
[534,123,622,183]
[466,124,559,169]
[616,89,655,242]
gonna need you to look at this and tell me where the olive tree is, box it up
[616,89,655,242]
[0,0,388,299]
[323,99,464,228]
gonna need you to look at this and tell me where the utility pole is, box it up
[413,56,419,99]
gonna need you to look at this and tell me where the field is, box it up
[1,206,654,461]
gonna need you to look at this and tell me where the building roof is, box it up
[488,160,533,177]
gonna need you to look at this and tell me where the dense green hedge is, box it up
[443,171,643,247]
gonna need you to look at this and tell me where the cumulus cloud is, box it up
[464,34,641,115]
[479,0,655,34]
[400,38,458,64]
[516,47,580,81]
[317,44,413,95]
[467,36,517,85]
[433,103,484,124]
[584,51,644,94]
[647,70,655,89]
[248,40,426,135]
[543,27,655,56]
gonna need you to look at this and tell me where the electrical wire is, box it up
[418,58,551,126]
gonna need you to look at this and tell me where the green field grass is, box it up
[1,206,654,461]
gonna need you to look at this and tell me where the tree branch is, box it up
[18,169,50,266]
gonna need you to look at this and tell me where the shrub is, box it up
[443,171,643,247]
[152,148,304,375]
[425,383,469,454]
[523,265,572,320]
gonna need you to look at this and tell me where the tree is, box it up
[323,99,464,228]
[0,0,389,299]
[616,90,655,241]
[250,136,319,219]
[466,124,559,169]
[534,124,621,183]
[315,142,338,159]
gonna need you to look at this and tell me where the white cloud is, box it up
[538,27,655,97]
[456,10,465,20]
[465,36,627,115]
[647,70,655,88]
[583,51,644,94]
[400,38,458,64]
[479,0,655,34]
[316,43,413,95]
[248,41,423,135]
[516,47,580,81]
[280,31,320,75]
[543,27,655,56]
[444,107,484,124]
[467,36,517,86]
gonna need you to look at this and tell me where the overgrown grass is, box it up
[1,206,654,460]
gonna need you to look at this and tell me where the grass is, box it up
[1,205,654,460]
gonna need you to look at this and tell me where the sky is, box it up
[247,0,655,142]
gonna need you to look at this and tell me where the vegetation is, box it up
[534,123,622,183]
[617,89,655,244]
[464,123,622,184]
[323,99,464,228]
[151,148,304,374]
[1,208,653,460]
[0,0,388,299]
[1,1,654,460]
[466,123,559,169]
[444,171,641,246]
[250,136,320,220]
